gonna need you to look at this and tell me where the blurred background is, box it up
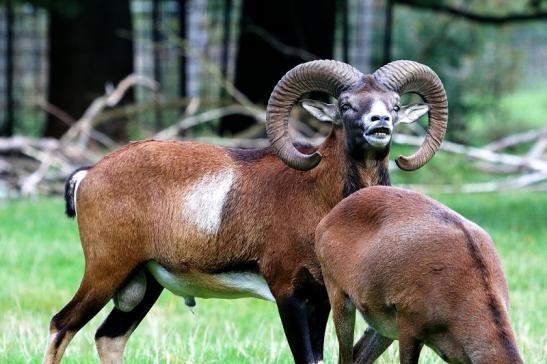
[0,1,546,363]
[0,0,546,195]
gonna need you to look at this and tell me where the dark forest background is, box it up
[0,0,546,197]
[1,0,545,140]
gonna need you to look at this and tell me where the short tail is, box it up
[64,166,92,218]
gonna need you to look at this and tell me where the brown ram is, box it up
[315,186,523,364]
[43,60,447,364]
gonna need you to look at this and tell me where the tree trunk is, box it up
[339,0,349,63]
[152,0,163,131]
[353,0,374,74]
[177,0,187,99]
[44,0,133,139]
[220,0,336,136]
[220,0,233,100]
[2,0,14,137]
[383,0,394,65]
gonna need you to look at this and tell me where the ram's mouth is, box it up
[366,126,392,138]
[364,126,392,147]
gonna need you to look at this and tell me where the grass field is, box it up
[0,192,545,363]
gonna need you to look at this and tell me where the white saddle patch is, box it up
[182,169,235,235]
[146,261,275,303]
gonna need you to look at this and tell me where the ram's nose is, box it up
[370,115,391,123]
[366,117,393,133]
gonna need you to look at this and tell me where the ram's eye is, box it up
[340,104,353,113]
[393,105,400,112]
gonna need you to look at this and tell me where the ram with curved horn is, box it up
[43,60,447,364]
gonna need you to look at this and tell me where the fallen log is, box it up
[405,171,547,194]
[484,127,547,151]
[393,134,547,173]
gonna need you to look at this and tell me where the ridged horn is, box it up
[266,60,363,171]
[373,60,448,171]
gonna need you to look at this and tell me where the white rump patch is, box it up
[182,169,235,235]
[71,170,87,213]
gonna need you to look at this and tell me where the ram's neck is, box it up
[315,128,391,206]
[356,158,391,189]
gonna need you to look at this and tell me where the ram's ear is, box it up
[396,103,430,124]
[300,99,340,125]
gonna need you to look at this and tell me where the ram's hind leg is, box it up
[397,316,422,364]
[353,327,392,364]
[43,261,136,364]
[325,278,355,364]
[95,270,163,364]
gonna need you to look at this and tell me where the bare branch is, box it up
[484,127,547,151]
[37,99,120,149]
[406,172,547,194]
[0,136,59,152]
[528,136,547,160]
[20,157,52,196]
[106,75,158,106]
[168,35,264,116]
[394,134,547,173]
[246,25,319,61]
[397,0,547,24]
[36,99,77,125]
[154,105,265,140]
[60,74,158,148]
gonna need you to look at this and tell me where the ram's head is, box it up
[266,60,448,171]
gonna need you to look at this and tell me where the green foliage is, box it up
[388,6,524,142]
[0,192,545,363]
[13,0,80,16]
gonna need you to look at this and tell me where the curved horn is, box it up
[266,60,363,171]
[373,60,448,171]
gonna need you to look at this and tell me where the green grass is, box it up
[0,193,545,363]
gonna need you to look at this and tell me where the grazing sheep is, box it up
[315,186,523,364]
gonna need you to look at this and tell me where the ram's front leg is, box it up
[307,294,330,363]
[276,293,316,364]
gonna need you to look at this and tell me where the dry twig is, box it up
[394,134,547,173]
